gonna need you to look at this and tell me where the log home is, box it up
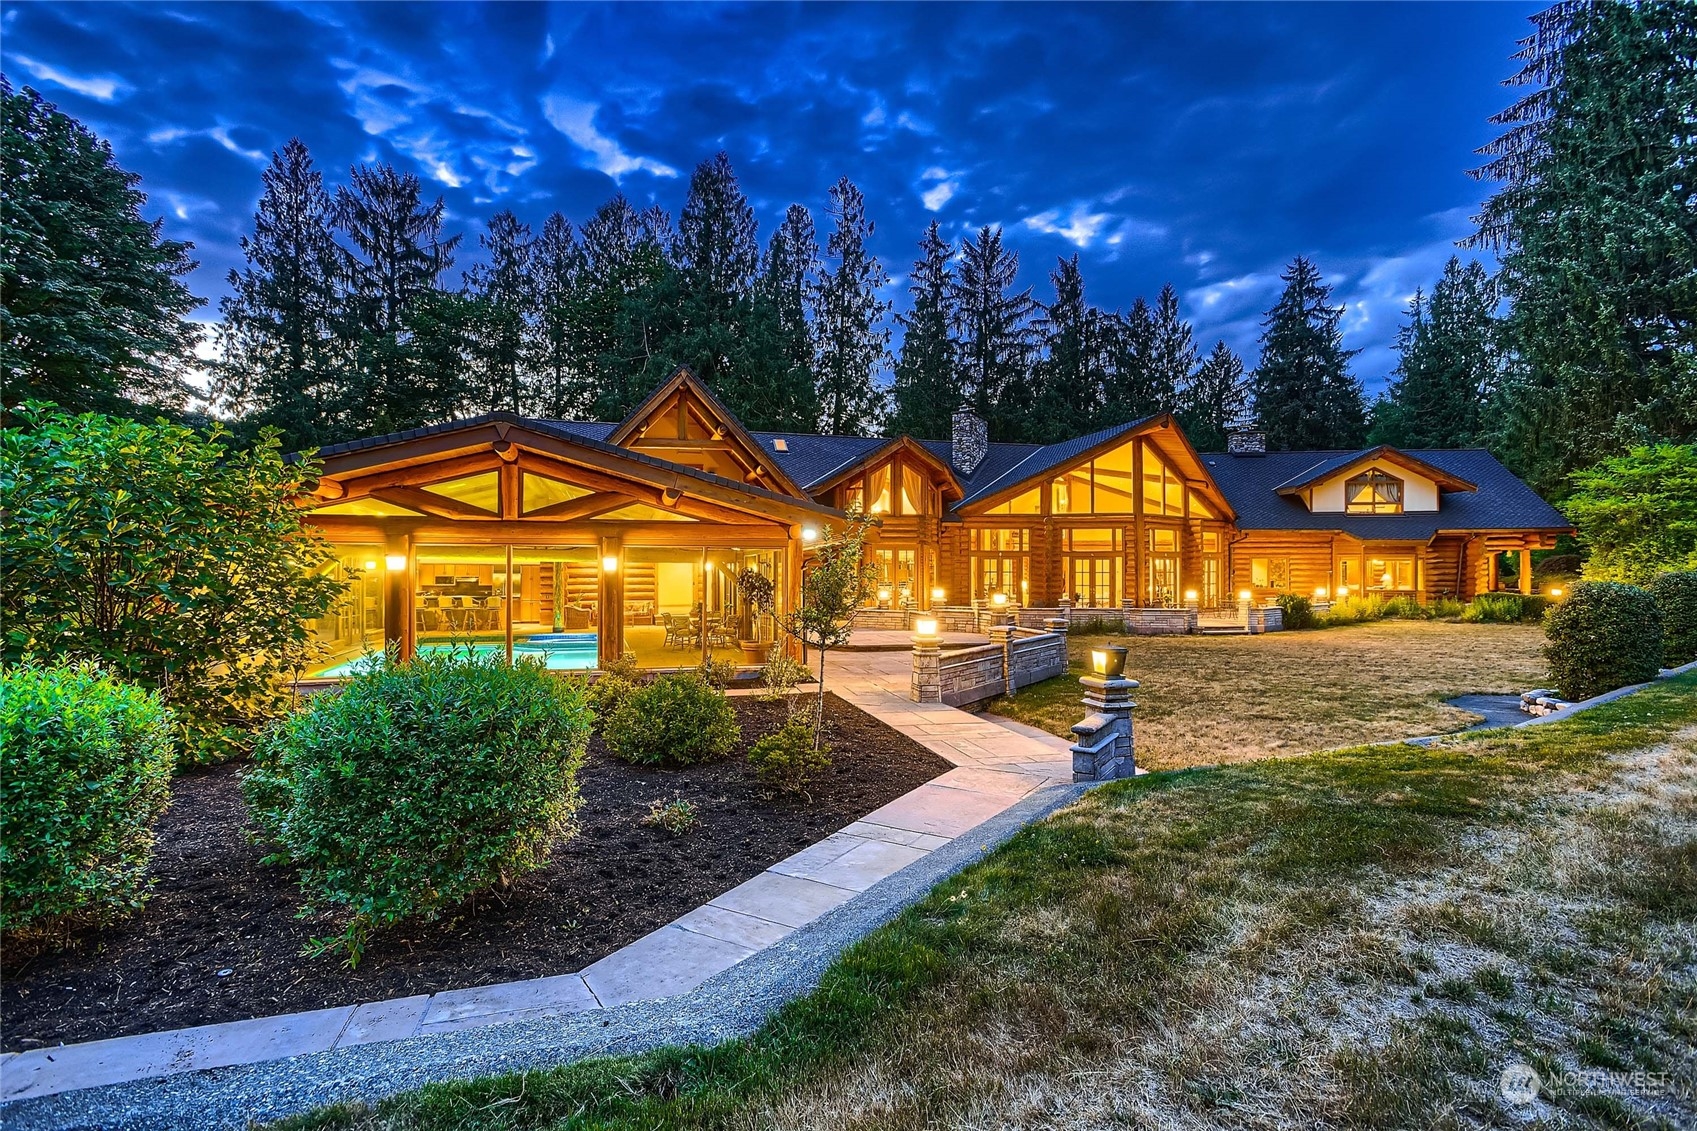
[297,368,1569,676]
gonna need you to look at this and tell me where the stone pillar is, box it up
[1044,615,1069,638]
[1238,591,1253,629]
[1070,675,1138,781]
[1057,595,1073,625]
[910,635,941,703]
[987,623,1014,695]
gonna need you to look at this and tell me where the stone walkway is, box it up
[1,651,1070,1107]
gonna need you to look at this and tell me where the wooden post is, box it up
[786,525,805,662]
[383,533,412,659]
[1131,440,1146,607]
[1518,548,1533,595]
[599,535,624,670]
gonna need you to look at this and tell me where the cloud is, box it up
[9,54,131,101]
[1022,204,1114,249]
[541,94,677,179]
[918,166,959,211]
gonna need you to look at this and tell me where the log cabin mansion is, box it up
[299,367,1570,677]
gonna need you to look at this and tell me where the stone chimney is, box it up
[951,408,989,476]
[1226,427,1266,456]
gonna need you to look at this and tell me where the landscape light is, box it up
[1183,589,1198,602]
[1337,585,1350,597]
[990,592,1009,607]
[1090,644,1128,679]
[913,616,939,640]
[384,553,407,571]
[602,555,618,573]
[1314,587,1328,599]
[1238,589,1251,601]
[1549,587,1564,598]
[931,586,946,601]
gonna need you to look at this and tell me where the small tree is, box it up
[1,405,343,762]
[779,507,879,750]
[1566,444,1697,584]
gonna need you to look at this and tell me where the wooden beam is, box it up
[337,452,505,499]
[499,461,520,519]
[523,492,636,522]
[371,487,497,520]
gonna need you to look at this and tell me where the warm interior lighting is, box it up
[1381,571,1394,586]
[363,560,377,571]
[931,586,945,601]
[1314,587,1328,599]
[602,555,619,573]
[801,526,819,542]
[990,592,1009,607]
[1090,644,1128,679]
[383,553,407,571]
[913,616,938,639]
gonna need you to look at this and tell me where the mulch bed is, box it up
[2,693,949,1052]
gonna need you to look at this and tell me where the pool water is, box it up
[313,634,599,678]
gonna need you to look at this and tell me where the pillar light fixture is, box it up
[1314,587,1328,599]
[1090,644,1129,679]
[990,592,1009,608]
[931,586,945,601]
[1337,585,1350,597]
[1238,589,1251,601]
[602,554,618,573]
[1183,589,1198,602]
[384,553,407,571]
[913,616,939,640]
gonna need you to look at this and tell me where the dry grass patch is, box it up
[986,620,1549,768]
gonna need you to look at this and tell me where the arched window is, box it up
[1345,469,1403,514]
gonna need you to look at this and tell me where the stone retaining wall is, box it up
[928,624,1068,706]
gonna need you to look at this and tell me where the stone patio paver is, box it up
[418,974,598,1034]
[337,996,429,1048]
[771,837,931,892]
[707,871,859,928]
[581,926,756,1008]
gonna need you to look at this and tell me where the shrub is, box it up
[602,672,740,766]
[1275,593,1318,631]
[588,653,641,723]
[1461,594,1551,624]
[1319,595,1387,626]
[1,663,176,934]
[759,651,807,701]
[1429,597,1466,619]
[1380,595,1431,620]
[748,718,831,797]
[1649,571,1697,664]
[641,798,697,835]
[245,649,592,965]
[1543,582,1663,701]
[695,657,737,690]
[1,408,343,764]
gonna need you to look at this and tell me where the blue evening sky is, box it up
[2,1,1540,396]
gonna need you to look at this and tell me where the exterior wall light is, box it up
[1314,587,1328,599]
[602,554,619,573]
[384,553,407,571]
[1090,644,1129,679]
[1549,587,1564,598]
[913,616,939,640]
[363,559,378,571]
[931,586,946,601]
[990,592,1009,608]
[801,526,819,543]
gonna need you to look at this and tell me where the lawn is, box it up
[986,620,1551,768]
[275,672,1697,1131]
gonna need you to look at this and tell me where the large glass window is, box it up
[414,544,509,649]
[870,547,917,606]
[625,546,782,668]
[308,545,386,677]
[1062,528,1122,607]
[900,464,927,515]
[1142,449,1185,516]
[1146,527,1182,606]
[986,486,1041,515]
[1251,557,1291,590]
[1346,470,1404,514]
[1367,557,1416,591]
[1092,442,1135,512]
[866,465,893,516]
[510,546,600,669]
[970,528,1029,603]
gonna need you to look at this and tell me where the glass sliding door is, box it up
[309,544,386,677]
[414,545,509,656]
[509,545,600,670]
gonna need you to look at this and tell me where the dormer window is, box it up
[1345,470,1403,514]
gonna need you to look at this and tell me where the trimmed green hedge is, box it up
[1649,571,1697,665]
[245,649,591,965]
[603,672,740,766]
[1543,582,1663,702]
[1,663,176,933]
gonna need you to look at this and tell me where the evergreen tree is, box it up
[1371,257,1496,449]
[215,138,342,448]
[1250,256,1367,450]
[1028,255,1108,443]
[463,209,535,415]
[571,195,678,420]
[1104,297,1161,421]
[952,225,1035,440]
[1146,283,1196,414]
[811,177,890,435]
[1470,1,1697,496]
[888,222,959,440]
[1,80,200,415]
[331,162,461,433]
[753,204,821,432]
[531,212,585,418]
[1178,340,1249,451]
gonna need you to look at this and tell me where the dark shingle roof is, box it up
[955,417,1154,506]
[1202,448,1568,537]
[1271,446,1477,495]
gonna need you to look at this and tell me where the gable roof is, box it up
[800,434,966,501]
[956,418,1152,508]
[604,367,808,498]
[1203,448,1569,538]
[1271,445,1478,496]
